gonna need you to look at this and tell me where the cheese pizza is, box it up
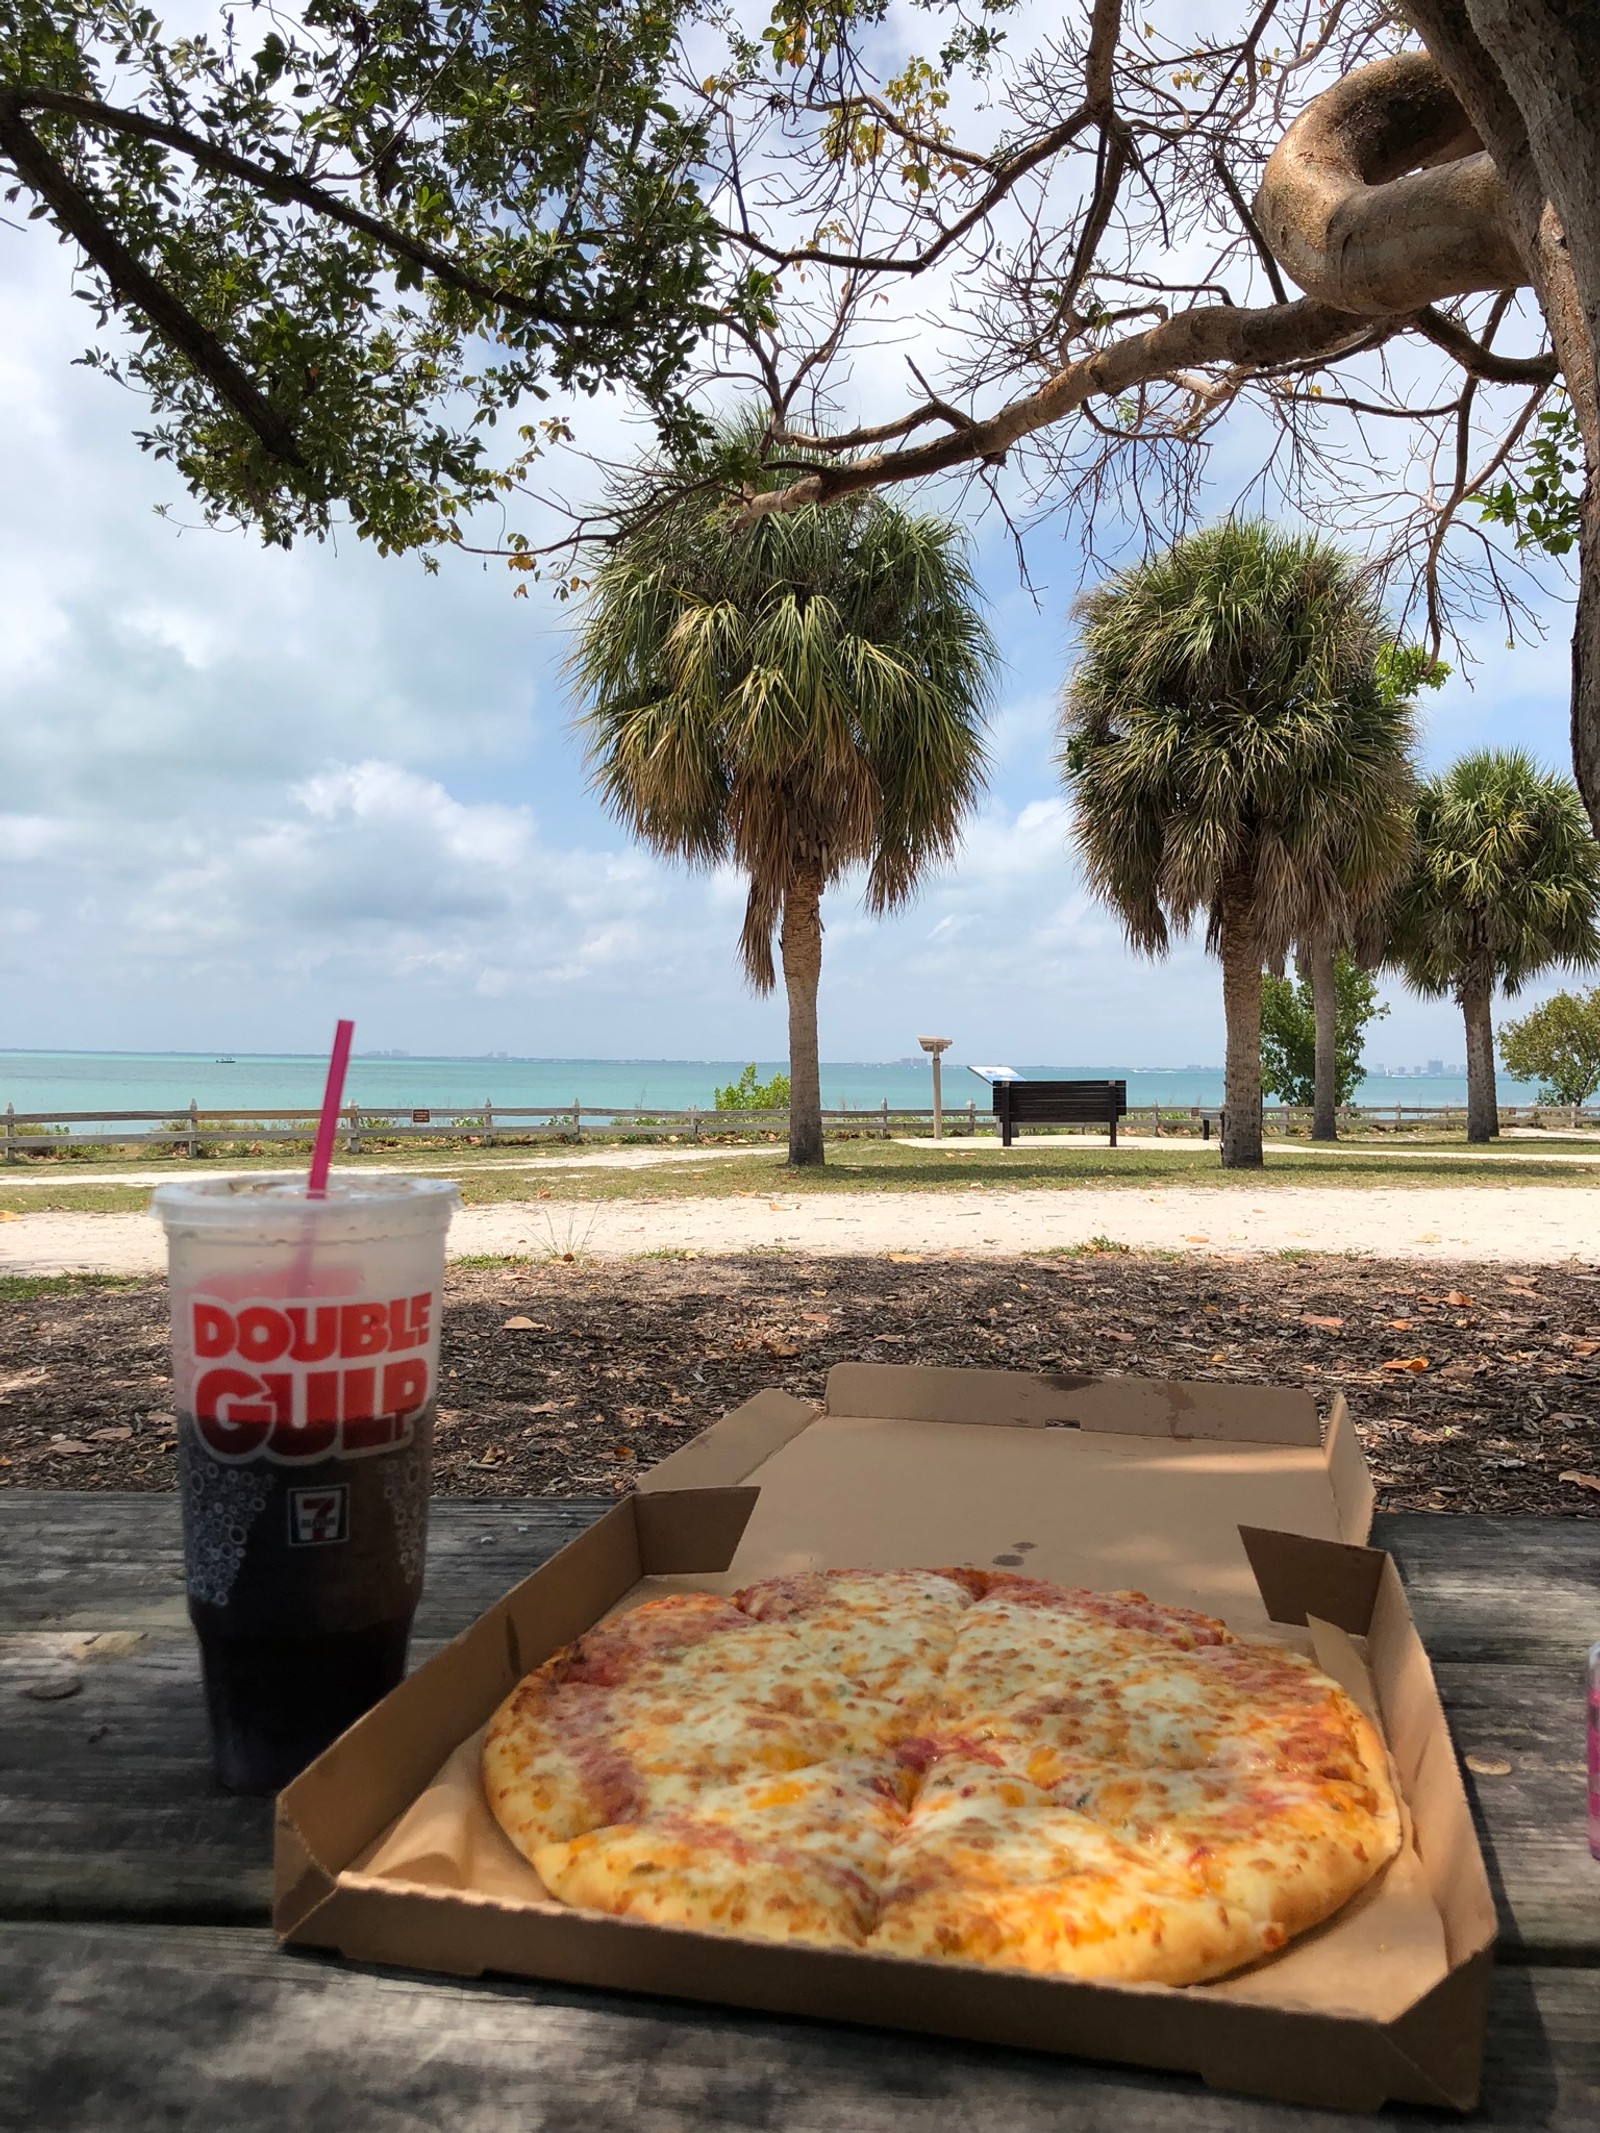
[483,1567,1400,1984]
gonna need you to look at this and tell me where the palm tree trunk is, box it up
[1220,877,1265,1170]
[1461,963,1499,1144]
[780,865,825,1167]
[1308,932,1338,1142]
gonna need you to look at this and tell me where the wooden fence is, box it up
[4,1096,1598,1161]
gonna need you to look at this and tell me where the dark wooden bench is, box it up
[992,1077,1128,1148]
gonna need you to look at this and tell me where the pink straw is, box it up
[307,1019,355,1198]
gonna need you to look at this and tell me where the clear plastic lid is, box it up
[152,1174,460,1242]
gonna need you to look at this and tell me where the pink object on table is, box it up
[307,1019,355,1198]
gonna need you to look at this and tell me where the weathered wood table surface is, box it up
[1,1494,1596,2130]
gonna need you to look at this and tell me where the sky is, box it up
[0,53,1584,1069]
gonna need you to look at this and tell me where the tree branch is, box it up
[712,105,1098,277]
[1214,152,1288,304]
[7,82,607,332]
[736,296,1382,519]
[0,92,304,467]
[1413,304,1559,382]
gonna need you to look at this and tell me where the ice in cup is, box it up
[153,1175,459,1793]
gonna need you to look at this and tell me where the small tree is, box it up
[1261,956,1390,1114]
[1386,752,1600,1143]
[1498,990,1600,1108]
[712,1065,791,1112]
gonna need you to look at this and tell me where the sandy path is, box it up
[4,1181,1598,1275]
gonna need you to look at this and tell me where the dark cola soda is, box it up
[154,1179,458,1794]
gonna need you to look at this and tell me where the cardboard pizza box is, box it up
[274,1366,1496,2113]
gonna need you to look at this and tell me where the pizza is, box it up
[483,1567,1400,1984]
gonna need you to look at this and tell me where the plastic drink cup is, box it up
[153,1175,459,1793]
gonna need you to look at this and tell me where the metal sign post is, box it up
[917,1036,953,1140]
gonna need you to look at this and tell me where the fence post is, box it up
[3,1103,13,1164]
[483,1098,494,1147]
[881,1099,889,1140]
[347,1099,362,1155]
[187,1099,199,1159]
[966,1098,975,1137]
[573,1100,582,1144]
[689,1104,699,1142]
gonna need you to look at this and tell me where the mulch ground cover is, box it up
[3,1252,1598,1515]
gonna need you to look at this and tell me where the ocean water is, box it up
[0,1050,1533,1128]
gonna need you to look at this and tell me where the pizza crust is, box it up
[483,1567,1402,1981]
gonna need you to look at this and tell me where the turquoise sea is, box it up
[0,1050,1531,1126]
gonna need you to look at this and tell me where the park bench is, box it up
[992,1076,1128,1147]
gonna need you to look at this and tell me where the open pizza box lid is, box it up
[275,1366,1497,2114]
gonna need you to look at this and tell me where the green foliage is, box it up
[1474,396,1584,559]
[572,422,996,991]
[1059,521,1419,964]
[712,1064,791,1110]
[1385,750,1600,999]
[1259,955,1389,1108]
[1374,643,1451,705]
[0,0,719,552]
[1498,989,1600,1106]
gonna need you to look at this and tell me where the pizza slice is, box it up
[485,1647,921,1858]
[937,1637,1382,1789]
[547,1591,759,1690]
[531,1758,910,1950]
[1064,1763,1403,1947]
[939,1580,1235,1718]
[735,1568,976,1706]
[870,1759,1267,1982]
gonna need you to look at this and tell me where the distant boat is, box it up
[215,1057,236,1064]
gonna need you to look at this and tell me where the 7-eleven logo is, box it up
[288,1485,349,1546]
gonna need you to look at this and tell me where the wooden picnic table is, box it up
[1,1492,1595,2129]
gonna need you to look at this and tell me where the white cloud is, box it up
[0,100,1586,1069]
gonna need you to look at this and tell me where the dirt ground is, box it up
[3,1252,1598,1516]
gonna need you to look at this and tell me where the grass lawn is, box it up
[6,1135,1600,1216]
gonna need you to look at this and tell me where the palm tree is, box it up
[571,450,996,1167]
[1385,750,1600,1143]
[1060,521,1418,1170]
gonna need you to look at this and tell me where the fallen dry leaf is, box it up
[1464,1754,1513,1778]
[1386,1319,1413,1331]
[1302,1315,1344,1331]
[886,1252,924,1263]
[761,1337,799,1358]
[1102,1329,1135,1343]
[1383,1356,1430,1373]
[1184,1235,1210,1244]
[0,1209,20,1223]
[1559,1470,1600,1494]
[47,1439,95,1454]
[1445,1291,1472,1308]
[800,1312,831,1325]
[88,1426,132,1443]
[501,1316,542,1331]
[1570,1338,1600,1356]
